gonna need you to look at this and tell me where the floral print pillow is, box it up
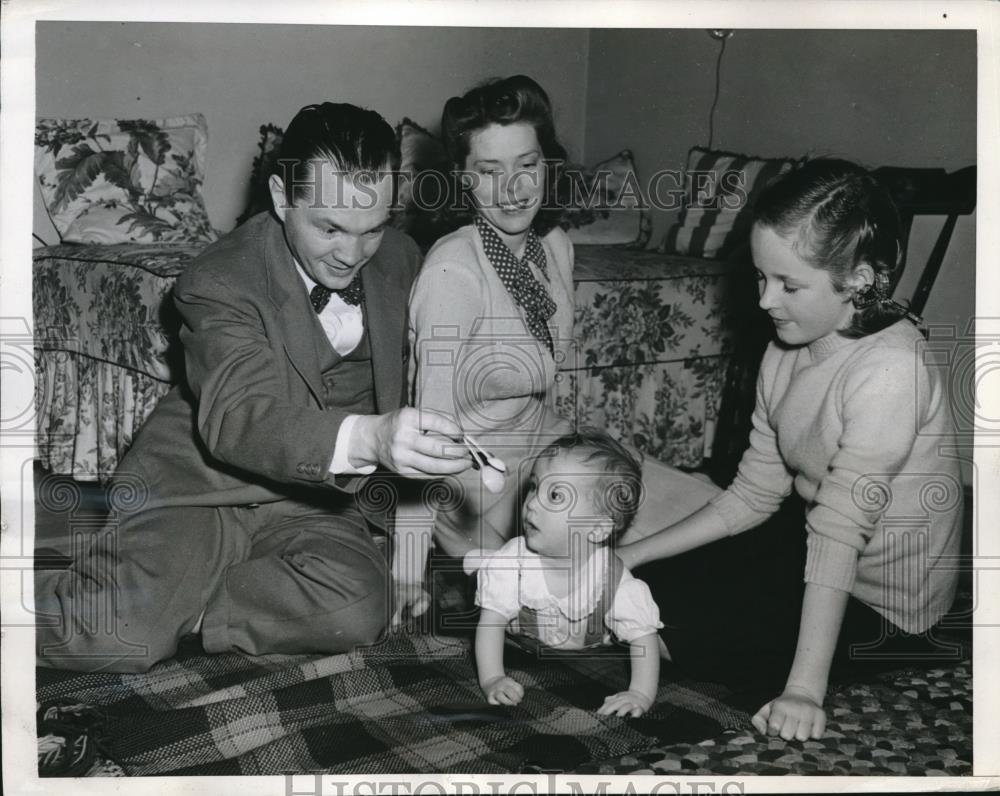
[35,113,218,245]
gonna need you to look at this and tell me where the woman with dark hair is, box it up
[617,159,963,740]
[391,76,575,620]
[436,74,569,236]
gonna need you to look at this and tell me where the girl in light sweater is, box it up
[617,159,963,741]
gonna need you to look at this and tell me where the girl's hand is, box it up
[752,686,827,740]
[597,689,653,718]
[482,675,524,706]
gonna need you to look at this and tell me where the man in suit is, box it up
[35,103,471,672]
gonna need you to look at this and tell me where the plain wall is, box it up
[584,28,975,233]
[33,22,590,238]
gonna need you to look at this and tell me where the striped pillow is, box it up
[659,148,796,259]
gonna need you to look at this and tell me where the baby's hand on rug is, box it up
[752,687,826,740]
[597,689,653,718]
[482,675,524,707]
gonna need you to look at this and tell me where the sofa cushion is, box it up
[396,117,449,210]
[559,150,652,248]
[34,114,217,245]
[393,118,459,250]
[659,147,796,259]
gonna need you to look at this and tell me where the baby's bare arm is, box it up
[475,608,524,706]
[598,633,660,717]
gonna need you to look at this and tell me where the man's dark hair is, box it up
[274,102,400,206]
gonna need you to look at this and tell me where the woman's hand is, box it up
[389,521,433,629]
[390,578,432,629]
[752,686,827,740]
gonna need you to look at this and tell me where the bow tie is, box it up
[310,275,364,313]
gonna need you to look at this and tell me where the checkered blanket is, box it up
[36,629,749,776]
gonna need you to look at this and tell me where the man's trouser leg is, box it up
[36,498,389,671]
[35,504,243,673]
[200,498,388,657]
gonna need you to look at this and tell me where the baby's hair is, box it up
[752,158,907,338]
[537,427,645,537]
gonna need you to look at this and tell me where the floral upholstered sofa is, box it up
[33,114,781,481]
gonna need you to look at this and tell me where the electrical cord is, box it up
[707,33,729,150]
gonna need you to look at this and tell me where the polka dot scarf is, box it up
[475,216,556,356]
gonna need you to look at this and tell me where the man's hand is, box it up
[752,686,827,740]
[481,675,524,706]
[351,408,471,476]
[390,578,432,630]
[597,689,653,718]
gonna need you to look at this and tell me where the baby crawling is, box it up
[473,428,663,717]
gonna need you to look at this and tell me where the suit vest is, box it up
[317,320,377,415]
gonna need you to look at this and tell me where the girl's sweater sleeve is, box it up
[804,347,925,592]
[709,344,795,534]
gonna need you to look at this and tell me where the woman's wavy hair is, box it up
[439,74,568,236]
[752,158,908,338]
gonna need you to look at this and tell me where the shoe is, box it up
[38,726,98,777]
[36,700,122,777]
